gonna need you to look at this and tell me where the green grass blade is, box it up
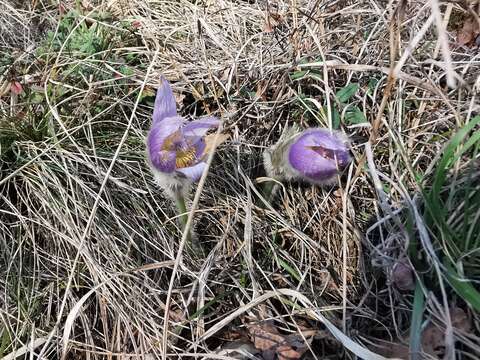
[430,116,480,199]
[409,280,425,360]
[445,261,480,312]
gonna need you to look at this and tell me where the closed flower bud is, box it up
[392,261,415,291]
[264,127,351,185]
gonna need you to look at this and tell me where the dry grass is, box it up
[1,0,479,358]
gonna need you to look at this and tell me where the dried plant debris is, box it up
[421,307,472,358]
[372,307,473,359]
[456,15,480,47]
[1,0,480,359]
[246,321,316,360]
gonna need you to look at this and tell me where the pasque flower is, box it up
[392,260,415,291]
[147,77,220,195]
[264,127,351,185]
[146,77,220,256]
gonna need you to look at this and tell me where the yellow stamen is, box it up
[161,130,197,168]
[161,131,182,151]
[175,148,196,168]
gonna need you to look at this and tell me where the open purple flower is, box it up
[147,78,220,190]
[264,127,351,185]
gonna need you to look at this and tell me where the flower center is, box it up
[175,148,197,168]
[161,130,197,169]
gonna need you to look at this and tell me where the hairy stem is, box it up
[174,191,203,256]
[259,180,278,206]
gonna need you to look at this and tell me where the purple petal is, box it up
[150,150,176,173]
[152,77,177,124]
[148,115,184,148]
[183,116,220,138]
[288,129,351,182]
[192,138,206,159]
[147,117,184,172]
[177,162,207,181]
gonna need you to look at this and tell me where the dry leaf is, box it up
[457,16,480,46]
[255,81,268,101]
[173,91,185,105]
[191,82,205,101]
[263,19,273,33]
[450,307,471,332]
[10,81,23,95]
[247,321,314,360]
[217,340,260,359]
[422,307,471,357]
[82,0,93,10]
[0,79,11,97]
[248,323,285,351]
[373,340,410,359]
[263,12,283,33]
[58,2,67,15]
[371,308,471,359]
[203,132,230,157]
[422,322,445,357]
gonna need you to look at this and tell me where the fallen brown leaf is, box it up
[369,339,410,360]
[370,307,471,359]
[422,321,445,357]
[450,307,471,332]
[255,81,269,101]
[422,307,471,357]
[263,12,284,33]
[246,321,314,360]
[203,132,230,158]
[10,81,23,95]
[457,16,480,46]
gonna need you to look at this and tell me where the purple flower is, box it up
[392,261,415,291]
[147,78,220,187]
[264,127,351,185]
[288,128,351,183]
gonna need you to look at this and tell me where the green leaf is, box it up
[367,78,378,95]
[30,92,45,104]
[445,261,480,312]
[332,106,340,129]
[188,291,230,320]
[0,328,12,358]
[420,116,480,310]
[290,70,308,80]
[119,65,134,76]
[345,106,367,124]
[424,116,480,241]
[321,105,340,129]
[336,83,359,103]
[277,258,301,282]
[290,70,322,81]
[430,116,480,199]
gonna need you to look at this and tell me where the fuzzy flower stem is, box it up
[174,191,188,231]
[173,191,203,256]
[258,180,277,206]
